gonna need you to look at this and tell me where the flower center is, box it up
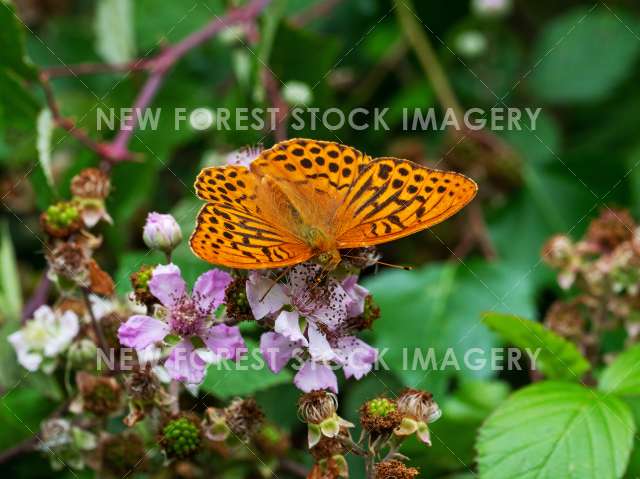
[169,298,204,337]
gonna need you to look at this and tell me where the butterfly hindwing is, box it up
[335,158,477,247]
[190,203,313,269]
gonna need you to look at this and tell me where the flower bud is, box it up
[68,339,98,368]
[454,30,488,59]
[471,0,512,18]
[282,81,313,106]
[160,416,201,459]
[142,212,182,254]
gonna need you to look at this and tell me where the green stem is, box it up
[394,0,463,121]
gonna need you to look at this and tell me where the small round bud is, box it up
[454,30,488,59]
[142,212,182,254]
[160,416,201,459]
[68,339,98,368]
[471,0,512,18]
[375,460,419,479]
[41,201,83,238]
[282,81,313,106]
[298,391,338,424]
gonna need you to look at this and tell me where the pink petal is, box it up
[275,310,308,345]
[335,336,378,380]
[259,332,299,373]
[308,323,336,361]
[342,276,369,317]
[203,324,246,361]
[246,272,288,319]
[164,340,207,384]
[148,264,186,308]
[294,361,338,393]
[118,315,170,349]
[193,269,233,314]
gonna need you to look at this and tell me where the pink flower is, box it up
[294,361,338,394]
[118,264,245,384]
[247,264,377,392]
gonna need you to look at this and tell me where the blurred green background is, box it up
[3,0,640,477]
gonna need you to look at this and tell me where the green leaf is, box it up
[201,340,292,399]
[528,7,640,103]
[366,260,536,389]
[477,381,635,479]
[0,387,57,452]
[94,0,135,64]
[0,0,37,79]
[0,221,22,322]
[599,344,640,397]
[482,312,590,381]
[36,108,54,187]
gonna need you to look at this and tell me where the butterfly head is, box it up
[315,249,341,271]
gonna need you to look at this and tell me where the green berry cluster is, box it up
[368,398,396,417]
[45,202,79,228]
[162,417,201,459]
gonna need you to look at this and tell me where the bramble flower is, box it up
[247,264,377,393]
[142,212,183,254]
[9,305,79,372]
[118,263,245,383]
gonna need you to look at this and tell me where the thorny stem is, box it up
[39,0,271,165]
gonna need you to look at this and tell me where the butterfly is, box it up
[190,139,477,270]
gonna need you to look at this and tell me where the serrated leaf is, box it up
[528,7,640,103]
[201,340,292,399]
[36,108,54,187]
[482,312,590,381]
[94,0,135,64]
[477,381,635,479]
[599,344,640,397]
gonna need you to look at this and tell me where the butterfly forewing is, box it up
[190,166,313,269]
[335,158,477,247]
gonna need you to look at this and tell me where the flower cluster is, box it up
[543,208,640,358]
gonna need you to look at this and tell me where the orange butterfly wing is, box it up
[190,166,313,269]
[335,158,477,248]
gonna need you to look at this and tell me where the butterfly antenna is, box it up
[341,254,413,271]
[259,267,291,302]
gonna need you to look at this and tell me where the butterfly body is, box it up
[190,139,477,270]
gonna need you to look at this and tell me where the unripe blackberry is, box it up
[360,397,402,435]
[160,416,201,459]
[224,276,254,324]
[41,201,82,237]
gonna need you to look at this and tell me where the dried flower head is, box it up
[99,432,146,477]
[76,371,122,416]
[160,415,202,459]
[71,168,111,199]
[41,201,83,238]
[544,300,585,341]
[309,436,344,461]
[375,460,419,479]
[395,389,441,445]
[360,397,402,434]
[130,264,157,305]
[224,397,265,440]
[46,241,90,287]
[298,390,338,424]
[586,208,635,252]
